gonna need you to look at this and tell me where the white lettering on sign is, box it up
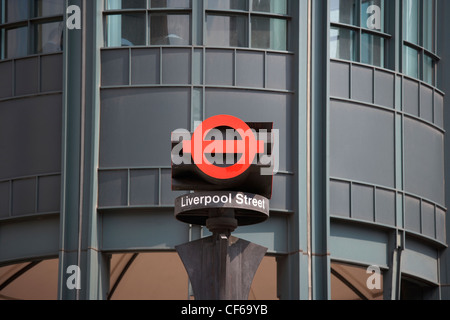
[180,193,266,210]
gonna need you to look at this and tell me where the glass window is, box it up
[151,0,191,8]
[106,0,146,10]
[252,0,287,15]
[423,54,433,85]
[330,26,356,61]
[34,0,64,17]
[251,16,287,51]
[330,0,358,26]
[404,0,419,44]
[206,14,247,47]
[33,21,63,54]
[361,32,384,67]
[423,0,434,52]
[150,14,190,45]
[6,0,29,22]
[404,46,418,79]
[206,0,247,11]
[106,13,146,47]
[6,26,27,58]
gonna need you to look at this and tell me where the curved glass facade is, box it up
[0,0,449,301]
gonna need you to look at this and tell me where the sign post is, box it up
[172,115,276,300]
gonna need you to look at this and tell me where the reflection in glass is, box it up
[423,54,433,85]
[106,13,146,47]
[404,0,418,44]
[6,0,28,22]
[34,0,64,17]
[106,0,146,10]
[330,27,356,61]
[6,27,27,58]
[150,14,190,45]
[404,46,418,79]
[251,16,287,51]
[252,0,287,15]
[206,14,247,47]
[34,21,63,54]
[151,0,191,8]
[361,32,384,67]
[361,0,384,32]
[206,0,247,11]
[330,0,358,26]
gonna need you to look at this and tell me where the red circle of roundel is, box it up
[191,115,258,180]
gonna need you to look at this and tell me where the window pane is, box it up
[361,0,384,32]
[34,0,64,17]
[423,54,433,85]
[404,45,418,78]
[423,0,434,51]
[206,0,247,11]
[330,0,358,26]
[252,0,287,15]
[251,16,287,51]
[106,13,146,47]
[361,32,384,67]
[151,0,191,8]
[6,0,28,22]
[330,27,356,61]
[206,14,247,47]
[6,26,27,58]
[150,14,190,45]
[33,21,63,54]
[404,0,419,44]
[106,0,146,10]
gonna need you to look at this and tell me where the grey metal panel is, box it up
[330,61,349,99]
[351,65,373,103]
[266,53,292,91]
[330,100,395,188]
[352,184,373,222]
[404,117,445,205]
[40,54,63,92]
[375,188,396,227]
[205,88,292,173]
[101,49,129,86]
[131,48,160,85]
[37,175,61,213]
[0,216,60,263]
[15,57,39,96]
[101,210,189,251]
[205,49,234,86]
[330,221,388,268]
[0,61,13,98]
[402,236,438,284]
[330,180,350,218]
[436,208,446,243]
[420,85,433,123]
[421,201,435,239]
[98,170,127,207]
[374,70,394,108]
[434,92,444,128]
[130,169,158,206]
[403,78,419,116]
[236,50,264,88]
[405,195,421,234]
[0,94,62,180]
[0,182,10,218]
[270,174,293,211]
[100,88,190,168]
[162,48,191,85]
[160,168,185,206]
